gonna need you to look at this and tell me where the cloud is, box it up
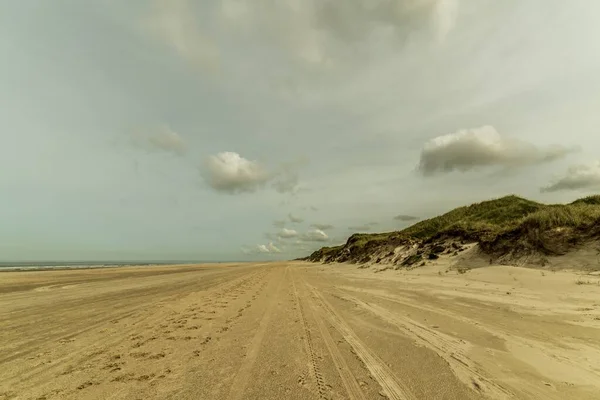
[394,214,419,222]
[433,0,459,43]
[300,229,329,242]
[313,0,459,43]
[131,126,186,156]
[246,242,281,254]
[541,161,600,193]
[310,223,334,230]
[278,228,298,239]
[417,126,577,176]
[219,0,459,69]
[348,222,378,232]
[263,232,278,241]
[201,152,270,194]
[201,152,306,195]
[288,213,304,223]
[142,0,219,72]
[271,157,308,194]
[272,170,300,194]
[272,219,286,228]
[267,242,281,253]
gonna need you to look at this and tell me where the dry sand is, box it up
[1,260,600,399]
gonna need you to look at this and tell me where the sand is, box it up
[1,260,600,399]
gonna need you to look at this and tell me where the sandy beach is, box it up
[1,261,600,399]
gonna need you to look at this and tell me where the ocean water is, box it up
[0,261,206,272]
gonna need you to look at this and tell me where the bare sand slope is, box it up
[1,261,600,400]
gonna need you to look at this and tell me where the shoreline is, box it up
[0,261,249,273]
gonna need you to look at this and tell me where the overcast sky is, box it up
[1,1,600,262]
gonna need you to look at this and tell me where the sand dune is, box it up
[1,261,600,399]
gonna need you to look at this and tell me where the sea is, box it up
[0,261,221,272]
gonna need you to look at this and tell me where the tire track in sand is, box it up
[306,293,367,400]
[306,283,415,400]
[226,267,285,400]
[338,293,514,399]
[291,275,329,400]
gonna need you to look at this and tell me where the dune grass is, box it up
[571,195,600,206]
[520,203,600,230]
[400,195,544,240]
[347,194,600,249]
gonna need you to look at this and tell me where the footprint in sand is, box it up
[130,351,150,359]
[102,362,123,372]
[76,381,97,390]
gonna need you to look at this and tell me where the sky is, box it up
[1,1,600,262]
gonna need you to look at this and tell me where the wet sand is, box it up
[1,261,600,399]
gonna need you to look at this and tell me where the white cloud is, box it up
[288,213,304,223]
[267,242,281,253]
[131,126,186,156]
[201,152,270,194]
[300,229,329,242]
[418,126,577,176]
[278,228,298,239]
[142,0,219,72]
[541,161,600,193]
[256,244,270,253]
[253,242,281,253]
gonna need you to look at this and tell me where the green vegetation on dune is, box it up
[400,195,544,240]
[302,194,600,264]
[520,203,600,230]
[571,195,600,206]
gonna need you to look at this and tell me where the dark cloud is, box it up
[314,0,457,43]
[541,162,600,192]
[417,126,577,176]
